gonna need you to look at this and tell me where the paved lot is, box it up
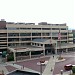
[0,52,75,75]
[15,56,50,72]
[53,52,75,75]
[5,65,17,72]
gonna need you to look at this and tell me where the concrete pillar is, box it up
[51,28,52,41]
[43,50,45,56]
[55,42,57,54]
[47,50,48,55]
[55,49,57,54]
[13,52,16,61]
[66,48,68,53]
[31,43,32,45]
[29,51,31,59]
[43,44,45,56]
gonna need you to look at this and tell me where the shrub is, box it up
[7,54,14,61]
[72,66,75,73]
[58,57,63,60]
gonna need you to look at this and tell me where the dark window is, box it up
[42,28,50,30]
[8,38,19,42]
[32,28,41,30]
[20,38,31,41]
[8,27,19,30]
[32,33,41,36]
[20,33,31,36]
[8,33,19,36]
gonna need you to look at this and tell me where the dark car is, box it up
[64,64,72,70]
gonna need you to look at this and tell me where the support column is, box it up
[55,49,57,54]
[43,44,45,56]
[46,50,48,55]
[13,52,16,61]
[29,51,31,59]
[66,48,68,53]
[55,42,57,54]
[43,50,45,56]
[50,28,52,47]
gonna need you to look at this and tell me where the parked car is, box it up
[64,64,72,70]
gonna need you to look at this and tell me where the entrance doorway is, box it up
[45,44,55,55]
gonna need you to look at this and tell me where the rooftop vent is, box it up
[38,22,47,25]
[25,23,35,25]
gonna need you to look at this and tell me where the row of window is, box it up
[32,43,43,46]
[8,38,31,41]
[7,27,67,30]
[8,43,30,47]
[8,33,67,36]
[7,37,68,42]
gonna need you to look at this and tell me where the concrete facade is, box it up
[0,20,74,60]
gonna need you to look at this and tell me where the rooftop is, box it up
[0,20,66,26]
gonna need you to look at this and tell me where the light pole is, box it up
[40,59,45,75]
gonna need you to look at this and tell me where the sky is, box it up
[0,0,75,29]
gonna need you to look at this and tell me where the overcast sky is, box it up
[0,0,75,29]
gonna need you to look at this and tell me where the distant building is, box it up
[72,30,75,43]
[0,20,74,61]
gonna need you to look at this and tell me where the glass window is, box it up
[20,33,31,36]
[32,28,41,30]
[52,28,59,30]
[52,32,58,36]
[20,38,31,41]
[8,27,19,30]
[8,38,19,42]
[8,33,19,36]
[32,33,41,36]
[20,28,31,30]
[42,28,50,30]
[42,33,50,36]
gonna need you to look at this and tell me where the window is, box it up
[32,28,41,30]
[61,28,67,30]
[20,38,31,41]
[8,38,19,42]
[32,33,41,36]
[20,33,31,36]
[52,32,58,36]
[42,28,50,30]
[8,33,19,36]
[52,28,59,30]
[20,28,31,30]
[42,33,50,36]
[8,27,19,30]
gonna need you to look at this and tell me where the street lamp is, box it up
[40,59,45,75]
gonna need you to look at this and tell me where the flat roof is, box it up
[8,45,44,52]
[32,39,56,44]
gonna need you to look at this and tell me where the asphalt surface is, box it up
[53,52,75,75]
